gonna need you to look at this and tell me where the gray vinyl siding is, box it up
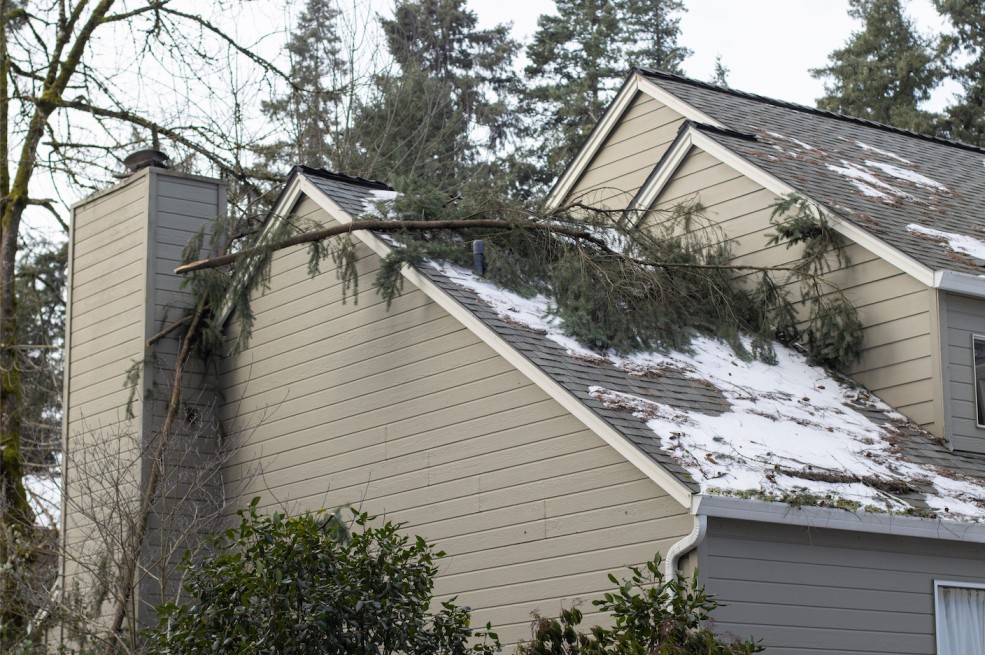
[219,196,693,645]
[940,292,985,453]
[645,147,938,434]
[701,516,985,654]
[566,92,686,209]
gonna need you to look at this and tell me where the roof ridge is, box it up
[295,165,394,191]
[636,67,985,156]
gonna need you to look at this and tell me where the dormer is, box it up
[550,69,985,455]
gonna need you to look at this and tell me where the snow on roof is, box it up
[826,161,911,203]
[855,141,913,164]
[361,189,401,218]
[435,261,985,521]
[907,224,985,262]
[865,161,950,193]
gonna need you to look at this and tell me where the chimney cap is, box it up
[123,149,170,173]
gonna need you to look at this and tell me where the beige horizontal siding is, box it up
[220,196,692,645]
[63,176,149,627]
[646,146,938,433]
[566,92,686,210]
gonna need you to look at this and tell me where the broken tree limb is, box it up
[145,314,193,349]
[108,298,206,647]
[173,219,611,274]
[174,216,813,281]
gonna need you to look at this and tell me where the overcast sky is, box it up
[468,0,956,108]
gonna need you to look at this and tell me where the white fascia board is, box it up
[295,178,696,509]
[934,270,985,299]
[697,495,985,544]
[687,130,937,287]
[547,75,642,209]
[634,76,723,129]
[627,130,694,215]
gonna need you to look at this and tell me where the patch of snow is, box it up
[433,262,985,520]
[907,224,985,261]
[25,473,60,528]
[766,131,815,151]
[789,137,816,151]
[826,161,908,202]
[855,141,913,164]
[362,189,400,218]
[865,161,950,193]
[431,262,594,356]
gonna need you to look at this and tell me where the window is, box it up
[936,580,985,654]
[975,336,985,428]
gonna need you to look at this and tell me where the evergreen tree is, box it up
[621,0,690,73]
[522,0,690,189]
[811,0,941,133]
[13,237,65,475]
[349,0,517,190]
[523,0,626,188]
[710,54,730,87]
[935,1,985,147]
[262,0,347,170]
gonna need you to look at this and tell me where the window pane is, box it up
[975,337,985,426]
[939,586,985,655]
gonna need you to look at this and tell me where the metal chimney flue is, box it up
[472,240,485,276]
[123,149,170,174]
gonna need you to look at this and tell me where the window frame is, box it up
[973,334,985,429]
[934,579,985,654]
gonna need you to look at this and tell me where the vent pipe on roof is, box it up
[472,240,485,276]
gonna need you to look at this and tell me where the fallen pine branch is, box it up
[174,218,610,274]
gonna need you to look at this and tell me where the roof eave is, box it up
[545,71,726,210]
[934,270,985,298]
[697,494,985,544]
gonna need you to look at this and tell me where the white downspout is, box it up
[664,513,707,580]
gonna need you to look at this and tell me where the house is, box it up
[60,70,985,654]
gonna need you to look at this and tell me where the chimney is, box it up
[60,163,226,638]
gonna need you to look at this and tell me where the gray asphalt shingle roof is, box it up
[299,168,985,515]
[639,69,985,275]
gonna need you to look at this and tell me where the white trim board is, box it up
[290,175,697,508]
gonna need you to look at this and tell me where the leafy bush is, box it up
[516,554,761,655]
[145,499,499,655]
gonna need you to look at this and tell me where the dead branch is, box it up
[107,298,206,644]
[145,314,192,349]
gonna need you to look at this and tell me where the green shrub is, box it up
[516,554,761,655]
[145,499,499,655]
